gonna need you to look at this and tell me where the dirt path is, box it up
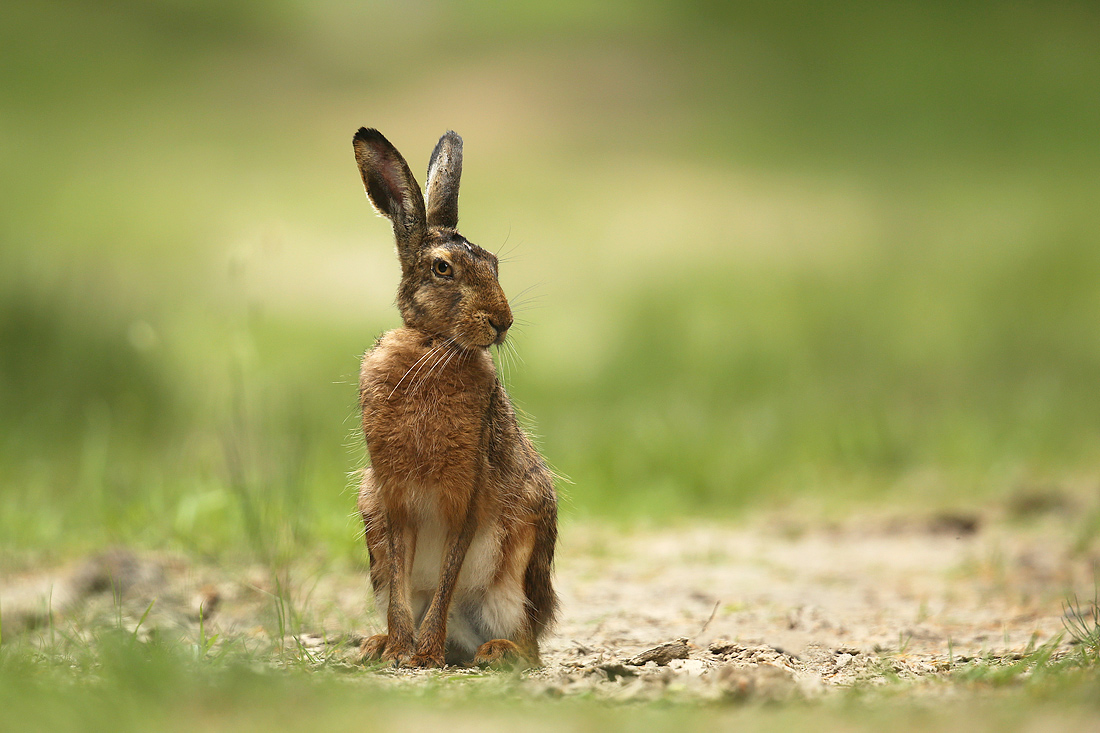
[535,515,1094,698]
[2,512,1096,700]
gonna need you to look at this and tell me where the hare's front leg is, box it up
[357,525,416,665]
[405,513,477,668]
[378,519,419,665]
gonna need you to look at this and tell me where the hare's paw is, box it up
[358,633,414,666]
[357,634,389,663]
[382,641,414,666]
[402,650,445,669]
[473,639,530,670]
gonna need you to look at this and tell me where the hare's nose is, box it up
[489,316,513,335]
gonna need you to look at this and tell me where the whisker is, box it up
[494,228,517,260]
[510,303,547,315]
[506,343,519,376]
[501,343,516,386]
[510,293,547,311]
[508,283,542,302]
[506,339,526,368]
[391,338,455,400]
[500,341,515,383]
[387,347,438,400]
[411,339,460,395]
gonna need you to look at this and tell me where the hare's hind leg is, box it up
[522,481,559,649]
[358,467,416,665]
[358,633,389,662]
[471,518,545,670]
[479,477,560,669]
[473,638,529,669]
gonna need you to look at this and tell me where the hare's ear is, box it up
[353,128,426,266]
[425,131,463,229]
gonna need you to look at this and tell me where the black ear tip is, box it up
[439,130,462,146]
[354,127,386,145]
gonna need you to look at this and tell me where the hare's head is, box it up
[353,128,512,349]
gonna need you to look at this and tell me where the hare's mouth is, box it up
[488,315,511,346]
[451,328,498,350]
[486,330,510,349]
[474,333,506,349]
[459,314,509,348]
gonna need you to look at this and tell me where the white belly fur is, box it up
[409,514,501,592]
[393,508,526,658]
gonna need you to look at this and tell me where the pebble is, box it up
[668,658,707,676]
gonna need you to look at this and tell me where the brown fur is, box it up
[352,128,558,669]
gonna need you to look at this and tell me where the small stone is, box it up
[593,663,637,681]
[627,638,691,666]
[709,638,741,656]
[296,633,326,649]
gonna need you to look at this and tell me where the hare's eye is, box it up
[432,259,453,278]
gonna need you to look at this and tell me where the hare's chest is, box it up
[360,338,494,484]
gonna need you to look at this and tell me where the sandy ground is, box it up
[2,510,1097,700]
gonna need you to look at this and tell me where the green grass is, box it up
[3,0,1100,559]
[1063,590,1100,663]
[1,626,1099,733]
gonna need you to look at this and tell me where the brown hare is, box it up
[352,128,558,669]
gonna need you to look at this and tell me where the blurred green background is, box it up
[2,0,1099,563]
